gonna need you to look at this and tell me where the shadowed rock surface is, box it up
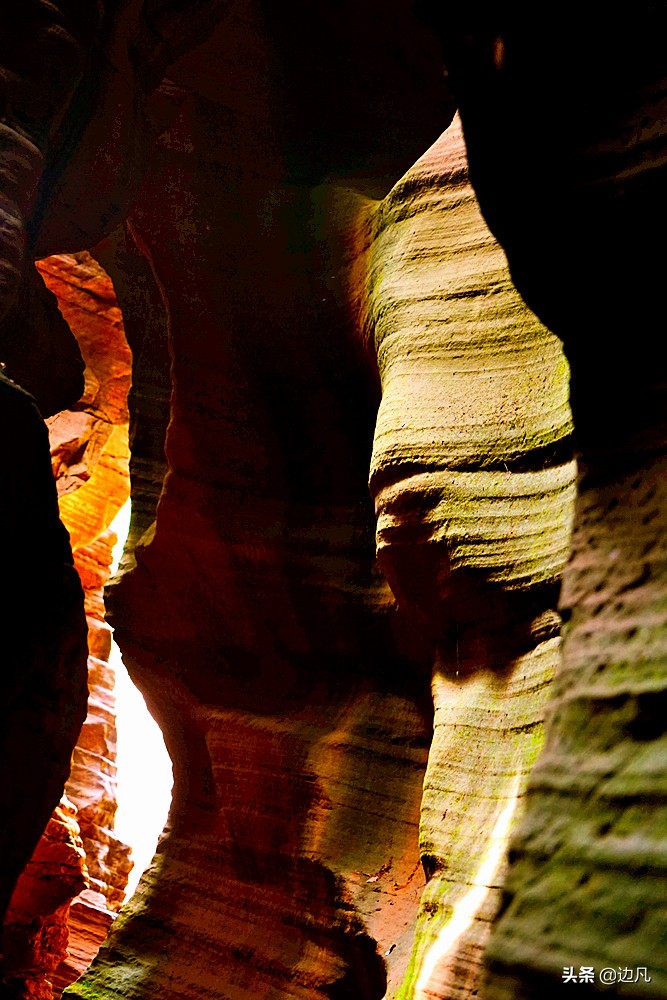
[1,252,132,999]
[422,8,667,997]
[0,373,88,933]
[0,3,664,1000]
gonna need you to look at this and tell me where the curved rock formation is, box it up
[48,254,132,991]
[1,799,87,1000]
[66,102,572,1000]
[1,253,132,999]
[0,4,664,1000]
[0,371,88,930]
[366,117,575,999]
[486,438,667,1000]
[0,0,110,939]
[420,9,667,997]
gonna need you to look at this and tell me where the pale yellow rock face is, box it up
[364,118,576,999]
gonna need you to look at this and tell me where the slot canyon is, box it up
[0,4,665,999]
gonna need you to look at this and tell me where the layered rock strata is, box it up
[365,117,575,999]
[49,255,133,991]
[66,95,573,1000]
[485,427,667,1000]
[0,800,87,1000]
[0,4,663,1000]
[419,8,667,997]
[0,372,88,930]
[43,250,133,918]
[1,253,132,998]
[60,14,448,992]
[94,225,171,564]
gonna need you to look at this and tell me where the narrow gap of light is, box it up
[108,501,173,901]
[415,773,522,998]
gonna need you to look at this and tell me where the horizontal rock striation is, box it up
[94,224,171,566]
[1,5,663,1000]
[364,117,576,1000]
[68,105,572,1000]
[421,10,667,998]
[1,800,87,1000]
[1,252,133,998]
[485,433,667,999]
[0,373,88,931]
[65,5,456,996]
[48,255,133,991]
[39,252,131,498]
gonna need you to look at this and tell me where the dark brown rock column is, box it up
[1,252,133,998]
[0,0,109,938]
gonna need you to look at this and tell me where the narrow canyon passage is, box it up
[64,116,573,1000]
[109,500,173,904]
[0,4,664,1000]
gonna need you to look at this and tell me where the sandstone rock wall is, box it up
[0,5,664,1000]
[1,253,133,999]
[1,801,87,1000]
[365,117,575,1000]
[424,10,667,997]
[65,99,571,1000]
[0,374,88,934]
[49,254,133,992]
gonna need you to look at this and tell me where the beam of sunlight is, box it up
[112,641,173,899]
[415,773,522,998]
[108,500,132,578]
[108,500,173,901]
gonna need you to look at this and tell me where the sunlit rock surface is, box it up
[365,118,575,999]
[49,255,133,991]
[486,440,667,999]
[67,101,572,1000]
[425,10,667,998]
[0,5,664,1000]
[1,800,87,1000]
[1,253,133,998]
[0,374,88,949]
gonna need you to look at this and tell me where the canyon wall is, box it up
[0,4,664,1000]
[45,254,133,993]
[427,9,667,997]
[64,62,572,1000]
[1,253,132,999]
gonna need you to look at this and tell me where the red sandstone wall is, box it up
[1,254,133,999]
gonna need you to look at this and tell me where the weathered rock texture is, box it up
[0,371,88,931]
[420,8,667,998]
[40,253,131,501]
[1,253,132,999]
[1,800,87,1000]
[49,254,133,991]
[365,118,575,999]
[486,437,667,1000]
[94,225,171,564]
[0,4,665,1000]
[66,100,571,1000]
